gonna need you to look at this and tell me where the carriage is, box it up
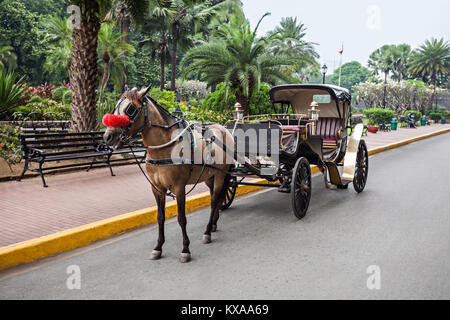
[220,84,368,218]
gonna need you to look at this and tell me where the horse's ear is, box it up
[138,86,151,99]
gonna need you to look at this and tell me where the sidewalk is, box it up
[1,124,449,247]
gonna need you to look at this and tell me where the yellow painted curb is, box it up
[367,127,450,156]
[1,127,449,272]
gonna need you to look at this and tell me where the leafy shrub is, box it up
[52,86,71,101]
[175,80,210,100]
[62,89,72,105]
[444,110,450,118]
[29,95,43,103]
[185,108,233,124]
[15,99,70,120]
[363,108,396,125]
[249,84,272,115]
[0,124,23,170]
[404,110,422,121]
[201,83,236,112]
[429,112,443,121]
[149,88,177,110]
[0,69,27,119]
[201,82,272,115]
[25,82,56,99]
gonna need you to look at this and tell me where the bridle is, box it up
[105,95,228,197]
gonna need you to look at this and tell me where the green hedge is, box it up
[429,112,443,121]
[404,110,422,120]
[363,108,396,126]
[201,83,273,115]
[52,87,71,101]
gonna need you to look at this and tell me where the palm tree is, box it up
[167,0,241,92]
[42,17,73,82]
[97,23,136,102]
[68,0,147,132]
[390,44,411,82]
[0,46,17,71]
[267,17,319,81]
[409,38,450,86]
[106,0,132,92]
[368,45,397,107]
[181,11,293,115]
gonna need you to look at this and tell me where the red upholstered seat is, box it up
[281,125,306,132]
[310,117,344,144]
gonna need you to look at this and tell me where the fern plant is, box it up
[0,69,27,120]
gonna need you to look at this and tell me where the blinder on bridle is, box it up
[123,103,140,122]
[112,96,150,143]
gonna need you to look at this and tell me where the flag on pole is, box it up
[338,43,343,86]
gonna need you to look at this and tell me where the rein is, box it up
[110,95,224,198]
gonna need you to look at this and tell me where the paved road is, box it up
[1,133,449,299]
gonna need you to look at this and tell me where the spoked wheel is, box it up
[291,157,312,219]
[353,140,369,193]
[221,176,237,210]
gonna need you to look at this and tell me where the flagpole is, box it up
[338,43,343,87]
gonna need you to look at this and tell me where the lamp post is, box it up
[322,64,328,84]
[308,101,320,135]
[233,103,244,121]
[172,106,183,119]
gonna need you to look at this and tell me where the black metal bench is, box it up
[18,131,147,187]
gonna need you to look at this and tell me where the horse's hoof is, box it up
[212,225,217,232]
[202,234,211,244]
[149,250,162,260]
[180,252,191,263]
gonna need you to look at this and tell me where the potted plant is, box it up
[363,108,395,133]
[367,125,379,133]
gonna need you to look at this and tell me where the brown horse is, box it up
[103,87,234,263]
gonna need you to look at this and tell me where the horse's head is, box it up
[103,86,151,148]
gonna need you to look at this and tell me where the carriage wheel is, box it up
[221,176,237,210]
[353,140,369,193]
[291,157,312,219]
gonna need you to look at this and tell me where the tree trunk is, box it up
[119,8,130,93]
[160,52,165,91]
[98,61,110,103]
[235,93,250,116]
[170,24,179,92]
[69,0,101,132]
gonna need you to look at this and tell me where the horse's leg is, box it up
[150,187,166,260]
[213,174,231,231]
[175,188,191,263]
[202,177,216,244]
[203,174,228,243]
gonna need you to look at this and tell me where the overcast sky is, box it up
[242,0,450,74]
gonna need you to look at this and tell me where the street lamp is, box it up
[172,106,183,119]
[322,64,328,84]
[233,103,244,121]
[308,102,320,135]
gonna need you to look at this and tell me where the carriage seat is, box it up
[281,125,306,132]
[310,117,344,147]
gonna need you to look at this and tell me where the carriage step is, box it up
[324,161,348,187]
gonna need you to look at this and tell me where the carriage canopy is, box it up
[269,84,351,119]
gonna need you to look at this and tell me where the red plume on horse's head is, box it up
[102,113,131,127]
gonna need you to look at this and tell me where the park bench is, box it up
[18,131,146,187]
